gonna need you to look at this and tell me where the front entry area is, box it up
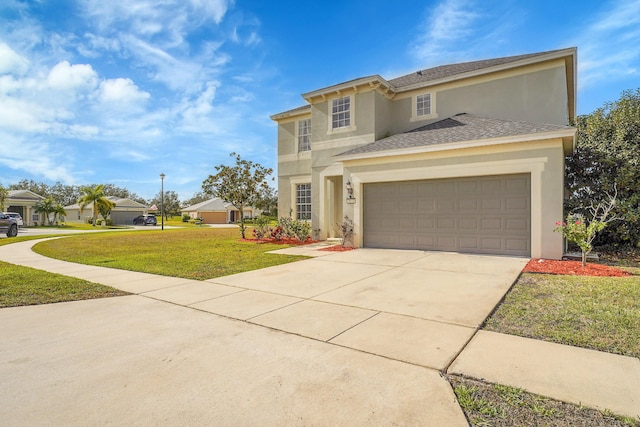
[363,174,531,256]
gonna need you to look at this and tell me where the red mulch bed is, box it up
[523,258,632,277]
[318,245,356,252]
[241,238,319,246]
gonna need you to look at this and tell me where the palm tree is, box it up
[51,203,67,225]
[34,197,56,225]
[78,185,116,226]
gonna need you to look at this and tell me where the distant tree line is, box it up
[566,88,640,247]
[3,178,278,218]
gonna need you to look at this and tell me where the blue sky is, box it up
[1,0,639,201]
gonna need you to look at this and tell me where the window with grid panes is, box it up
[295,183,311,220]
[298,119,311,151]
[331,96,351,129]
[416,93,431,116]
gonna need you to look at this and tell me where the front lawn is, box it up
[0,236,129,307]
[484,272,640,358]
[0,261,128,308]
[32,227,307,280]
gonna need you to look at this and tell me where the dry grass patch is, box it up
[450,376,639,427]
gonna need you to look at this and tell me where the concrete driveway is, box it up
[0,243,527,425]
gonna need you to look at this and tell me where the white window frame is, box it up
[295,183,312,220]
[328,95,356,133]
[297,118,311,152]
[411,92,437,122]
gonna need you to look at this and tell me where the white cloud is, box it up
[574,0,640,88]
[98,78,150,103]
[0,42,29,74]
[0,132,76,184]
[47,61,98,91]
[408,0,519,68]
[410,0,480,63]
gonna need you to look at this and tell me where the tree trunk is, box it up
[581,251,587,268]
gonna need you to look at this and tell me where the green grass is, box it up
[32,227,307,280]
[0,235,129,307]
[484,272,640,358]
[0,261,128,308]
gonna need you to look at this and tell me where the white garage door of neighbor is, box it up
[363,174,531,256]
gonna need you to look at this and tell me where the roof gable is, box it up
[7,190,46,201]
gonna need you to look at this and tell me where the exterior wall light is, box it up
[346,179,356,204]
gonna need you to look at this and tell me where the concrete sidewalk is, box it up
[1,238,638,421]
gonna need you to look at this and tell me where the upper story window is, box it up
[411,92,437,122]
[298,119,311,152]
[416,93,432,116]
[331,96,351,129]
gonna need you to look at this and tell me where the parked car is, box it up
[133,214,157,226]
[3,212,24,227]
[0,212,19,237]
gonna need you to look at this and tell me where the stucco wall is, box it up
[390,63,569,135]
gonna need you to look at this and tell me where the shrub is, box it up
[270,226,285,241]
[252,215,271,240]
[336,216,354,247]
[278,217,311,242]
[182,214,190,222]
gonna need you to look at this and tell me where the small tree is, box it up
[202,153,273,239]
[78,184,115,226]
[35,197,57,225]
[51,203,67,225]
[554,191,618,267]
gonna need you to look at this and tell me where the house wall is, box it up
[341,139,566,259]
[389,60,569,135]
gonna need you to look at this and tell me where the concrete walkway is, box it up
[0,239,638,424]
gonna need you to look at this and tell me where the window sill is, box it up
[327,125,357,135]
[410,113,438,122]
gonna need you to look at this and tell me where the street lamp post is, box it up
[160,173,165,231]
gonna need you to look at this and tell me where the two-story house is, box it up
[271,48,577,259]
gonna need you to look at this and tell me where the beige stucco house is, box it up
[64,197,148,225]
[4,190,46,226]
[271,48,577,259]
[182,198,257,224]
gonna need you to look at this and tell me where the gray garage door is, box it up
[363,174,530,256]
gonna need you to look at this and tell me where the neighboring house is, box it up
[3,190,46,226]
[182,198,257,224]
[64,197,148,225]
[271,48,578,259]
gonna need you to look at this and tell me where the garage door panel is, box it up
[363,174,530,256]
[459,199,479,211]
[459,218,478,230]
[436,217,456,230]
[506,239,529,251]
[506,218,528,231]
[480,238,503,250]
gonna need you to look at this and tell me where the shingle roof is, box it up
[182,198,236,212]
[388,49,569,88]
[337,113,574,157]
